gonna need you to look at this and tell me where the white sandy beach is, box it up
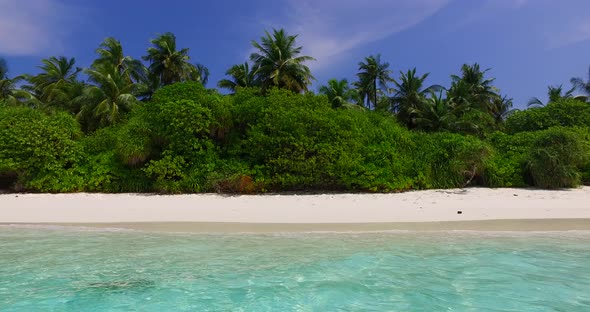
[1,187,589,232]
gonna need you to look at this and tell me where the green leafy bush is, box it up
[527,128,588,188]
[227,89,346,190]
[139,85,226,193]
[334,111,415,192]
[0,106,84,191]
[150,82,232,141]
[505,99,590,133]
[224,88,491,192]
[114,111,153,166]
[484,131,537,187]
[485,127,590,188]
[411,132,490,189]
[143,152,187,193]
[2,82,587,193]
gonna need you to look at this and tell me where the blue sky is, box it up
[2,0,590,108]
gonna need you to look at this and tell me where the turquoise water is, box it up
[0,227,589,311]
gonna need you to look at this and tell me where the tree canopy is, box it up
[1,30,589,193]
[250,29,315,93]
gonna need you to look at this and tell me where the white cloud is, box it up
[447,0,529,31]
[0,0,82,55]
[548,19,590,48]
[267,0,451,70]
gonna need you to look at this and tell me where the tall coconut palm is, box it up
[250,28,315,93]
[76,64,138,130]
[142,32,197,86]
[26,56,82,107]
[527,85,579,107]
[217,62,258,93]
[0,58,37,106]
[355,54,393,109]
[93,37,146,84]
[318,79,358,108]
[390,68,442,127]
[450,63,499,112]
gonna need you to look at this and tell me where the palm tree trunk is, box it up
[373,79,377,109]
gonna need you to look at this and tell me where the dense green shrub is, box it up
[150,82,232,141]
[140,85,226,193]
[2,82,588,193]
[145,99,214,154]
[114,112,153,166]
[505,99,590,133]
[485,127,589,188]
[226,89,350,190]
[568,127,590,185]
[0,106,84,191]
[484,131,537,187]
[71,83,229,193]
[78,117,153,192]
[412,132,490,189]
[527,128,588,188]
[223,88,491,192]
[336,111,416,192]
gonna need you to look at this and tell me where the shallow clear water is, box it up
[0,227,589,311]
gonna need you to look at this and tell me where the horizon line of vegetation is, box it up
[1,28,590,193]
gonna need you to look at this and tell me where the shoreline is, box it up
[2,219,588,233]
[1,187,589,232]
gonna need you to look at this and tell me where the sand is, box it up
[1,187,589,232]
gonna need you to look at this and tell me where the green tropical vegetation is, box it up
[249,29,315,93]
[217,62,258,93]
[1,59,37,106]
[527,85,583,107]
[1,28,589,193]
[355,54,393,109]
[318,79,358,108]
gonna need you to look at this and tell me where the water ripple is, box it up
[0,228,589,311]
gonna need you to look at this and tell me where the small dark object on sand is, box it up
[457,211,463,214]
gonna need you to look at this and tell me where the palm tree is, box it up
[250,28,315,93]
[0,58,37,106]
[527,85,579,107]
[135,72,162,101]
[318,79,358,108]
[76,64,138,130]
[352,80,370,107]
[218,62,258,93]
[26,56,82,108]
[355,54,393,109]
[570,66,590,101]
[191,63,210,86]
[142,32,198,86]
[490,95,514,124]
[410,92,475,133]
[390,68,442,127]
[449,63,499,112]
[93,37,146,84]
